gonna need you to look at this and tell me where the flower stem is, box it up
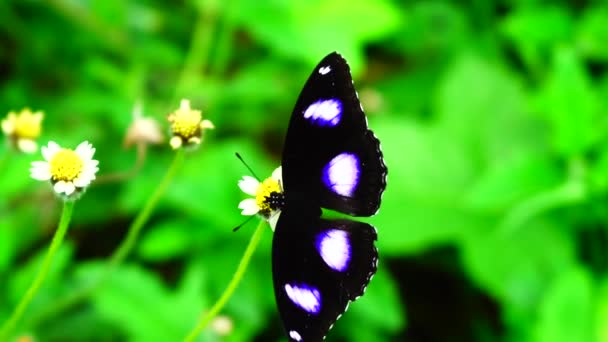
[183,220,266,342]
[26,149,185,329]
[0,200,75,340]
[106,149,185,270]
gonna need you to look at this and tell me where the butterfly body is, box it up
[272,52,387,341]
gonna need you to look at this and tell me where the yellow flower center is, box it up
[255,177,282,213]
[14,111,42,139]
[49,149,83,181]
[169,100,202,139]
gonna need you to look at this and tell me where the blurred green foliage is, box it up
[1,0,608,341]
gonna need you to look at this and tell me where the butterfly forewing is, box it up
[281,52,387,217]
[272,208,378,342]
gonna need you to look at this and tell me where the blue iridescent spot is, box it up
[303,99,342,126]
[284,283,322,314]
[316,229,351,272]
[322,153,360,196]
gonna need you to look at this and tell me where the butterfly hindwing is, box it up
[281,52,387,217]
[272,208,378,342]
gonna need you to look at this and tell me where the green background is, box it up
[1,0,608,341]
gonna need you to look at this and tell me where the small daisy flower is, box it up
[30,141,99,200]
[167,99,214,150]
[124,101,164,147]
[238,166,284,230]
[1,108,44,153]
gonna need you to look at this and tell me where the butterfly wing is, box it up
[272,208,378,342]
[281,52,387,217]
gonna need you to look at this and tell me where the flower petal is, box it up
[238,198,259,216]
[53,181,67,194]
[238,176,259,196]
[72,176,90,187]
[267,211,281,232]
[201,119,215,129]
[271,166,283,185]
[30,161,52,181]
[75,141,95,161]
[170,136,182,149]
[59,181,75,195]
[1,118,14,134]
[42,141,61,161]
[17,139,38,153]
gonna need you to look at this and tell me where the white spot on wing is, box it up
[289,330,303,341]
[323,153,360,196]
[284,283,321,314]
[316,230,351,271]
[319,65,331,75]
[303,99,341,126]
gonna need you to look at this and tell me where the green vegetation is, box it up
[1,1,607,341]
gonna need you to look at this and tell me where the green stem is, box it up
[0,200,75,340]
[27,150,185,328]
[183,220,266,342]
[106,149,185,270]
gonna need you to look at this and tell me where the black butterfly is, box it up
[271,52,387,341]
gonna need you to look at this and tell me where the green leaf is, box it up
[338,264,406,340]
[534,267,593,342]
[9,242,74,308]
[461,218,576,326]
[434,53,539,163]
[501,6,572,73]
[232,0,401,73]
[77,263,202,341]
[537,46,602,156]
[137,219,193,261]
[467,153,562,212]
[576,6,608,61]
[392,2,470,56]
[597,278,608,342]
[369,118,485,255]
[0,220,16,273]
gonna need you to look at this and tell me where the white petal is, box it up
[53,181,67,194]
[1,119,14,134]
[170,136,182,149]
[271,166,283,186]
[30,161,49,171]
[30,170,51,181]
[81,160,99,177]
[42,141,61,161]
[65,182,76,195]
[75,141,95,160]
[30,161,51,179]
[17,139,38,153]
[201,119,214,129]
[267,211,281,232]
[73,176,90,187]
[238,198,259,216]
[86,159,100,168]
[238,176,259,196]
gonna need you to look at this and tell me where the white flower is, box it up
[238,166,283,230]
[30,141,99,199]
[1,108,44,153]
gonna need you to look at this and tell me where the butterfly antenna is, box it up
[233,215,256,232]
[235,152,261,181]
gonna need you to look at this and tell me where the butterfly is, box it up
[272,52,387,341]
